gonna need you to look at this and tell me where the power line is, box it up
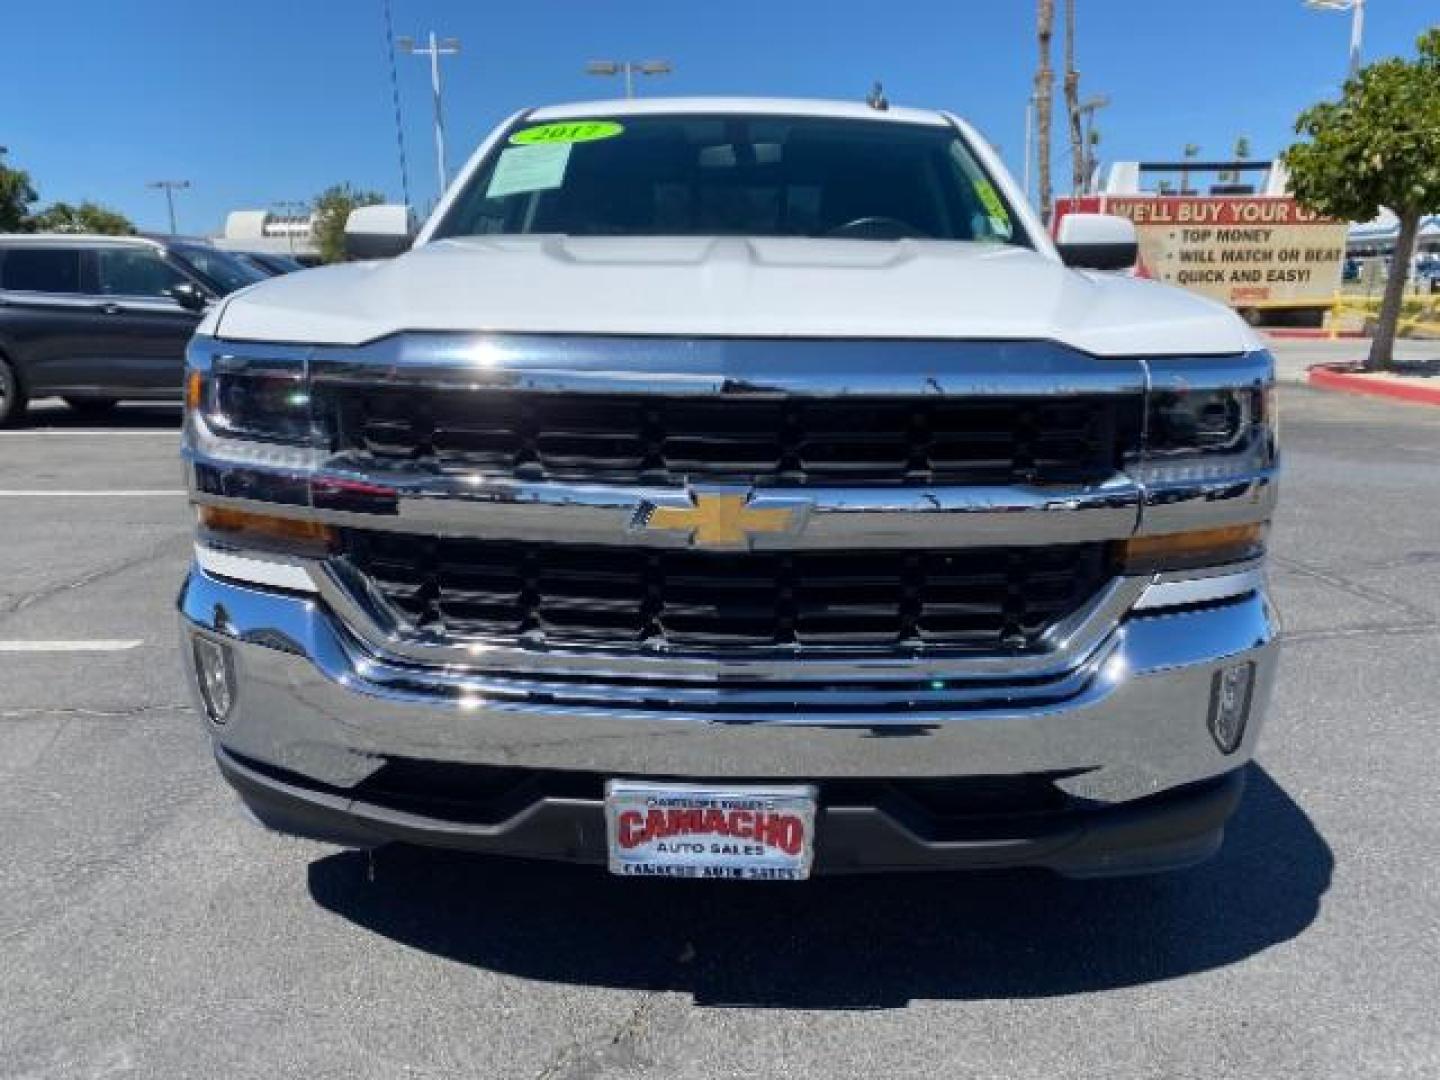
[382,0,412,209]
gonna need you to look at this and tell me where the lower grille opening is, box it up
[340,530,1113,654]
[235,751,1086,839]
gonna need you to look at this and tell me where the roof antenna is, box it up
[867,81,889,111]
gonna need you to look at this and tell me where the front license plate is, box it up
[604,781,817,881]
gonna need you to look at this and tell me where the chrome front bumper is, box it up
[178,560,1278,807]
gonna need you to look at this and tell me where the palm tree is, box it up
[1035,0,1055,220]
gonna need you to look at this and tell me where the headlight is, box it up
[1137,385,1274,484]
[206,367,314,444]
[184,341,324,473]
[1149,388,1256,454]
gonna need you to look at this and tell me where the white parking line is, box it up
[0,430,178,437]
[0,490,182,496]
[0,640,144,653]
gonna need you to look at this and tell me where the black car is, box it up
[0,234,266,424]
[233,251,309,276]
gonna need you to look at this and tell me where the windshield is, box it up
[255,253,306,274]
[434,114,1023,245]
[170,244,268,294]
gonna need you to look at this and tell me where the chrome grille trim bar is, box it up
[313,561,1150,683]
[193,549,1262,689]
[304,333,1149,398]
[189,472,1145,548]
[338,630,1115,711]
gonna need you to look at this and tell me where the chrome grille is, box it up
[317,388,1138,487]
[341,530,1112,652]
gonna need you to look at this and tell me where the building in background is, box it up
[1346,211,1440,260]
[211,209,321,264]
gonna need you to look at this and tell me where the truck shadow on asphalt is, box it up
[306,766,1330,1008]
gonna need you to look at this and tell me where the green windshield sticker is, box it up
[510,120,624,146]
[975,180,1010,225]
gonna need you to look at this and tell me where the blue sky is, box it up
[4,1,1434,235]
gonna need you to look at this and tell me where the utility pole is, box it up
[1304,0,1365,81]
[586,60,672,98]
[147,179,190,235]
[398,31,460,196]
[1063,0,1083,195]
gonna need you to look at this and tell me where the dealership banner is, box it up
[1055,196,1347,308]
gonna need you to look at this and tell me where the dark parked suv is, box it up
[0,234,265,424]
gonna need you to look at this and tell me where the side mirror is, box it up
[344,204,416,260]
[1055,213,1138,271]
[170,281,210,312]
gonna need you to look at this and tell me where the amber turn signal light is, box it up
[185,370,204,411]
[1117,523,1266,574]
[197,506,336,549]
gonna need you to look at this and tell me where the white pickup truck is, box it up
[179,97,1278,879]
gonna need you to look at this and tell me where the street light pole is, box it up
[1347,0,1365,79]
[1304,0,1366,81]
[147,180,190,235]
[1077,95,1110,194]
[398,31,461,196]
[586,59,672,98]
[1180,143,1200,196]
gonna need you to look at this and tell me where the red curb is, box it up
[1264,328,1366,340]
[1307,363,1440,406]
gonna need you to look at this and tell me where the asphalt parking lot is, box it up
[3,349,1439,1079]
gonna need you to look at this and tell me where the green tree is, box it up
[1283,28,1440,370]
[28,200,135,235]
[311,183,385,264]
[0,150,39,231]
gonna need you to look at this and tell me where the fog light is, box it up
[1208,661,1255,754]
[193,636,236,724]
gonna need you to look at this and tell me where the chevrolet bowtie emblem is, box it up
[631,490,810,549]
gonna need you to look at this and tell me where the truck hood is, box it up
[214,236,1258,357]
